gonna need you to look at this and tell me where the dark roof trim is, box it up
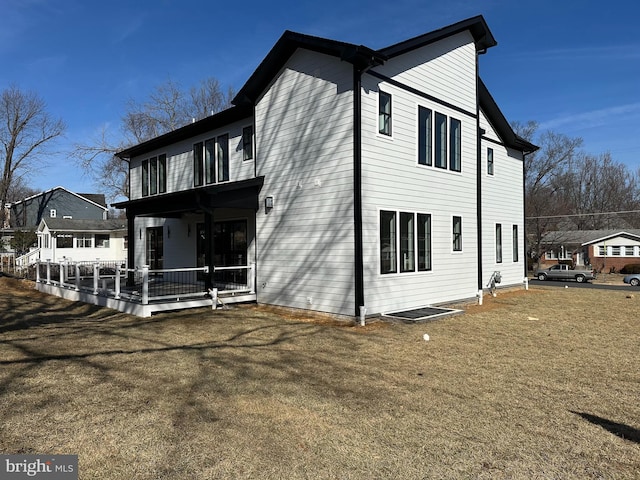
[233,31,385,106]
[378,15,497,58]
[112,177,265,214]
[116,105,253,159]
[479,78,538,153]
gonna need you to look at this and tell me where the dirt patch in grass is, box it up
[0,278,638,479]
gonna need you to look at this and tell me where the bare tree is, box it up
[513,121,583,265]
[0,86,65,226]
[561,152,640,229]
[74,77,234,201]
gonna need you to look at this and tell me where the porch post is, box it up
[114,263,121,299]
[204,209,214,290]
[127,214,136,286]
[93,261,99,295]
[75,262,80,291]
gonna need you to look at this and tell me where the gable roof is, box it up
[8,186,108,211]
[117,15,531,160]
[378,15,496,58]
[233,15,495,106]
[38,218,127,233]
[541,229,640,245]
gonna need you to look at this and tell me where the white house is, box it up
[36,218,127,264]
[113,16,537,318]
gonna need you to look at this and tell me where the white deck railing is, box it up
[35,260,255,305]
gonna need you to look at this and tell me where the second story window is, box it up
[449,118,461,172]
[195,135,229,186]
[418,106,432,166]
[379,91,391,136]
[487,147,494,175]
[142,154,166,196]
[242,126,254,161]
[435,112,447,168]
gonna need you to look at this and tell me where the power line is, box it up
[526,209,640,220]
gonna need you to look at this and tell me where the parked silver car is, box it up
[623,274,640,286]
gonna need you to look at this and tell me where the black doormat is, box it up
[383,306,462,323]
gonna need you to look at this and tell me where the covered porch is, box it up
[108,177,264,316]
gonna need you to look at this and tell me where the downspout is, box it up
[476,49,484,302]
[353,65,365,321]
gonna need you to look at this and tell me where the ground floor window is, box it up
[380,210,432,274]
[57,235,73,248]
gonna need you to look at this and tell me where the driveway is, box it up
[529,273,637,291]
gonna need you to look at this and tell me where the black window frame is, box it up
[242,125,254,161]
[435,112,447,169]
[449,117,461,172]
[487,147,494,176]
[193,142,204,187]
[379,91,392,136]
[452,216,462,252]
[142,159,149,196]
[418,106,432,166]
[512,224,519,262]
[496,223,503,263]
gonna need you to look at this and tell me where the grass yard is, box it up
[0,276,639,479]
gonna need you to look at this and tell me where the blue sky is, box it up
[2,0,638,198]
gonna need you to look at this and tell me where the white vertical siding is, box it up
[480,109,525,288]
[255,49,356,315]
[361,33,480,314]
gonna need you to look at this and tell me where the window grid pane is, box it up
[142,159,149,196]
[435,113,447,168]
[217,134,229,182]
[487,148,494,175]
[418,107,432,166]
[379,92,391,136]
[149,156,158,195]
[193,142,203,187]
[418,213,432,271]
[243,126,253,160]
[449,118,461,172]
[453,216,462,251]
[400,212,415,272]
[496,223,502,263]
[205,139,215,184]
[158,154,167,193]
[380,211,397,274]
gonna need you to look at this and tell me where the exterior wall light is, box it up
[265,196,274,210]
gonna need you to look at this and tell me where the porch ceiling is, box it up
[113,177,264,217]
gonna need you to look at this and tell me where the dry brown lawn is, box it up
[0,276,639,479]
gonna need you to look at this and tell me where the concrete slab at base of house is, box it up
[35,283,256,318]
[382,306,464,323]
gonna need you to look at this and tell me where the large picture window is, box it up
[194,136,229,186]
[381,210,432,274]
[142,154,166,196]
[418,107,462,173]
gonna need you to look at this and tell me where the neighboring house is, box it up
[8,186,107,228]
[540,229,640,272]
[3,187,110,266]
[113,15,537,317]
[36,218,128,263]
